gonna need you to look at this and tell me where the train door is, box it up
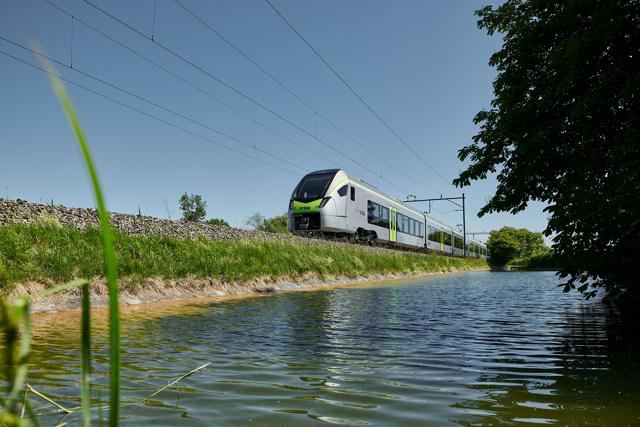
[440,229,444,251]
[390,207,397,242]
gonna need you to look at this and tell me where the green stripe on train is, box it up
[293,199,322,213]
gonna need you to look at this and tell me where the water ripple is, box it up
[6,271,639,426]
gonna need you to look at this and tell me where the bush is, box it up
[205,218,230,227]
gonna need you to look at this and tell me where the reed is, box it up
[0,57,120,425]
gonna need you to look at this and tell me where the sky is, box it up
[0,0,553,245]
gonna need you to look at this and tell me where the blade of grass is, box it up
[6,297,31,407]
[81,281,91,427]
[26,384,71,414]
[38,54,120,425]
[141,362,211,403]
[21,386,27,419]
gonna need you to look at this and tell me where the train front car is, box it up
[288,169,351,235]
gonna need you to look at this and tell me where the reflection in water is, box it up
[2,271,639,426]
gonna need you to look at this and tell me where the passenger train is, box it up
[287,169,488,259]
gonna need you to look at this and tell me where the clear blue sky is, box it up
[0,0,552,245]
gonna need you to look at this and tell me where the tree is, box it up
[486,229,520,265]
[179,192,207,223]
[243,212,266,230]
[487,227,546,264]
[205,218,230,227]
[243,212,291,234]
[258,213,290,234]
[454,1,640,301]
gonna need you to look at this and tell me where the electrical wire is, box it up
[264,1,465,192]
[0,49,301,176]
[79,0,419,198]
[43,1,343,170]
[173,0,441,197]
[0,36,308,174]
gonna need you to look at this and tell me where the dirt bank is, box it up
[10,269,487,315]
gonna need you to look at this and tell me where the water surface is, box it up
[11,271,640,425]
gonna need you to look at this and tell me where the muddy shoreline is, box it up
[12,269,487,315]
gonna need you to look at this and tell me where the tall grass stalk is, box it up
[41,58,120,425]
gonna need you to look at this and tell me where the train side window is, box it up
[337,185,348,197]
[382,207,389,222]
[367,200,380,224]
[351,186,355,201]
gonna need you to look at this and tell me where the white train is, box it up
[287,169,488,259]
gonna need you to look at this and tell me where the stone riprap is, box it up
[0,198,389,253]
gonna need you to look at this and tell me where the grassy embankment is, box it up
[506,252,563,269]
[0,222,488,292]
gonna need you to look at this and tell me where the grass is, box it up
[0,223,488,291]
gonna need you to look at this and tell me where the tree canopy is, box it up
[454,0,640,301]
[178,192,207,223]
[487,227,546,265]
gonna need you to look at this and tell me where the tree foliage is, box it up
[243,212,290,234]
[258,213,290,234]
[454,0,640,300]
[487,226,546,265]
[205,218,230,227]
[178,192,207,223]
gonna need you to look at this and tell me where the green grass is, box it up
[0,223,488,291]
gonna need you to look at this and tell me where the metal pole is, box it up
[462,193,466,257]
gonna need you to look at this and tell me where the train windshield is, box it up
[294,172,336,203]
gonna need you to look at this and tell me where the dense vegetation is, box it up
[486,227,551,266]
[0,223,487,292]
[454,0,640,301]
[243,212,290,234]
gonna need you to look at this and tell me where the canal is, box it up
[13,271,640,425]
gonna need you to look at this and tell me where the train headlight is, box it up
[319,197,332,208]
[289,199,294,210]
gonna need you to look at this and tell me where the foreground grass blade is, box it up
[40,57,121,426]
[141,362,211,403]
[82,281,91,427]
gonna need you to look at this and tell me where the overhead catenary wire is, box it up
[79,0,415,198]
[64,0,446,205]
[42,0,342,170]
[0,49,302,177]
[173,0,440,197]
[265,0,454,190]
[0,36,308,175]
